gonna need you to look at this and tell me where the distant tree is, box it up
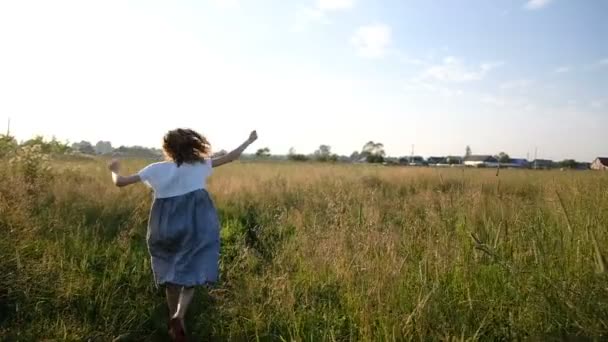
[47,137,71,154]
[0,134,17,158]
[255,147,271,158]
[22,135,70,154]
[95,141,113,155]
[317,145,331,156]
[350,151,360,162]
[362,141,385,157]
[71,141,95,155]
[21,135,46,148]
[560,159,578,169]
[114,145,161,158]
[446,156,461,165]
[314,144,337,162]
[286,147,309,161]
[366,154,385,163]
[361,141,385,163]
[465,145,472,158]
[288,153,309,161]
[496,152,510,163]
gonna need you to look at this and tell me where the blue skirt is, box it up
[147,189,220,287]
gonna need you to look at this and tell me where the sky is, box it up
[0,0,607,161]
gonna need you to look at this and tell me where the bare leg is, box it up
[173,287,195,320]
[169,287,195,340]
[165,284,181,317]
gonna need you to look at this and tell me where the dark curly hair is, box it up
[162,128,211,166]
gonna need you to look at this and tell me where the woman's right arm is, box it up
[109,159,142,187]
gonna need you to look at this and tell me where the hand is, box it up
[248,130,258,143]
[108,159,121,173]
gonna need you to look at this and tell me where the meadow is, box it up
[1,151,607,341]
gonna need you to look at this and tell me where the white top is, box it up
[138,160,213,199]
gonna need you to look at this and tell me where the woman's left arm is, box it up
[212,130,258,168]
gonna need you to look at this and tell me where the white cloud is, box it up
[500,79,534,90]
[317,0,354,11]
[523,0,553,10]
[351,24,392,58]
[419,57,503,82]
[599,58,608,66]
[211,0,239,9]
[554,66,570,73]
[292,0,353,32]
[291,7,329,32]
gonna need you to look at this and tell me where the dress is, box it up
[138,159,219,286]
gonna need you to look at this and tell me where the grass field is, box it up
[1,154,607,341]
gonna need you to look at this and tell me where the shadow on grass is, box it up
[105,286,219,341]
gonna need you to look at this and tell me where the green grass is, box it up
[1,158,607,341]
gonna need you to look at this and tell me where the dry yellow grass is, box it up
[1,157,607,340]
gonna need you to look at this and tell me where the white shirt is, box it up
[138,160,213,198]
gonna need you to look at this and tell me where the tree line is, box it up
[0,133,590,169]
[253,141,387,163]
[0,135,162,158]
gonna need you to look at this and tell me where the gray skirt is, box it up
[147,189,220,287]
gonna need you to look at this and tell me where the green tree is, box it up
[560,159,578,169]
[72,141,95,155]
[255,147,271,158]
[21,136,71,154]
[0,134,18,158]
[314,144,337,162]
[496,152,510,163]
[361,141,385,163]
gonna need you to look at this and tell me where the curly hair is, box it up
[162,128,211,166]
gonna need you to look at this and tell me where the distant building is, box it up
[531,159,555,170]
[464,155,499,168]
[427,156,446,165]
[591,157,608,170]
[503,158,529,168]
[408,156,426,166]
[576,162,591,170]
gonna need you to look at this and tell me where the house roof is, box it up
[465,155,496,162]
[508,158,529,164]
[596,157,608,166]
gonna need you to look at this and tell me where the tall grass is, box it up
[1,157,607,340]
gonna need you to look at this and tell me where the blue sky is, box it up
[0,0,606,160]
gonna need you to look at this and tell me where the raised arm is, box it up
[108,159,141,187]
[212,130,258,168]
